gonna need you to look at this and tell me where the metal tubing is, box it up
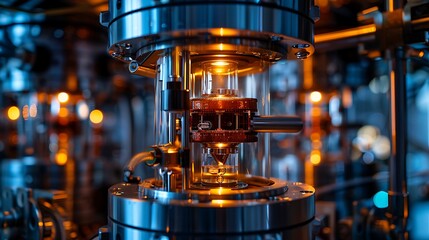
[128,60,156,78]
[387,0,409,238]
[314,24,376,51]
[410,17,429,31]
[251,116,303,133]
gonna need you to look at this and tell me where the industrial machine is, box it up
[2,0,429,239]
[97,0,319,239]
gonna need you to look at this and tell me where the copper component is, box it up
[190,97,258,144]
[191,130,257,143]
[191,98,257,111]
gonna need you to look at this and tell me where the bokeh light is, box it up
[373,191,388,208]
[7,106,20,120]
[57,92,69,103]
[310,91,322,103]
[89,109,103,124]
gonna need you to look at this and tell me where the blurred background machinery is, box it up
[0,0,428,239]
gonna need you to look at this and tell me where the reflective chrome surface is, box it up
[101,0,317,61]
[108,178,314,237]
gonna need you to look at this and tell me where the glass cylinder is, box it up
[202,61,238,97]
[190,58,272,187]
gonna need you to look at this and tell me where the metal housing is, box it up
[100,0,317,62]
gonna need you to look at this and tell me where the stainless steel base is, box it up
[108,176,315,239]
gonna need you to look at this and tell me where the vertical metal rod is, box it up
[181,50,191,190]
[385,0,409,238]
[167,48,182,145]
[168,112,176,144]
[388,47,409,240]
[171,47,181,79]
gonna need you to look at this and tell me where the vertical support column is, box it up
[388,47,409,240]
[385,0,409,238]
[181,50,191,190]
[168,48,181,145]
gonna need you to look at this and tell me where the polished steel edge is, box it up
[109,218,313,240]
[139,176,289,201]
[108,180,315,234]
[108,0,313,25]
[106,3,314,60]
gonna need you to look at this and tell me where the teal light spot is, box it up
[373,191,388,208]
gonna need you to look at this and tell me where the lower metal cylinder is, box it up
[107,177,315,239]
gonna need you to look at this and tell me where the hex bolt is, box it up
[129,60,139,73]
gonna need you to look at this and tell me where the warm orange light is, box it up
[57,92,69,103]
[89,109,103,124]
[310,150,321,165]
[55,151,68,165]
[215,143,228,148]
[7,106,20,120]
[218,43,224,51]
[312,140,322,149]
[211,61,229,66]
[311,108,322,117]
[314,24,376,43]
[310,91,322,103]
[58,107,69,118]
[310,132,321,141]
[22,105,29,120]
[315,0,329,8]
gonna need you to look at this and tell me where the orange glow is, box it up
[305,160,314,186]
[310,91,322,103]
[59,133,68,142]
[315,0,329,8]
[342,87,353,108]
[89,109,103,124]
[22,105,29,120]
[312,140,322,149]
[7,106,20,120]
[55,151,68,165]
[57,92,69,103]
[310,132,321,140]
[211,61,229,66]
[311,108,322,117]
[215,143,228,148]
[218,43,224,51]
[310,150,321,165]
[315,24,376,43]
[419,51,425,58]
[213,28,237,37]
[58,107,69,118]
[303,56,313,89]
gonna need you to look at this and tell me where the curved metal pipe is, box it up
[123,151,156,183]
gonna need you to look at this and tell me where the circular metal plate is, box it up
[104,0,315,61]
[108,177,315,235]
